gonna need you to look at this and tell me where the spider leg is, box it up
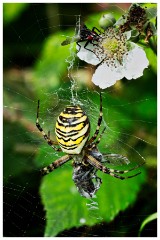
[96,57,106,68]
[76,41,82,52]
[77,39,99,56]
[84,40,98,55]
[47,130,58,146]
[88,127,106,149]
[48,130,50,138]
[87,92,103,146]
[92,27,101,35]
[36,100,62,152]
[41,155,72,175]
[86,154,144,180]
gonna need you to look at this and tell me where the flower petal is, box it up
[92,63,123,89]
[123,46,149,80]
[77,42,100,65]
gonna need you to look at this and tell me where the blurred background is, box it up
[3,3,157,237]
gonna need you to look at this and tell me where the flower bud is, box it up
[99,13,116,29]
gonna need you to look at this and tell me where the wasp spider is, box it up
[36,93,144,198]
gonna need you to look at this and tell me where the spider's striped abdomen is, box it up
[55,106,90,154]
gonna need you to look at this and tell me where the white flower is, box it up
[77,27,149,89]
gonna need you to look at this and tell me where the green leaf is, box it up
[135,96,157,121]
[130,30,139,41]
[36,146,146,236]
[146,7,157,20]
[138,212,157,236]
[3,3,28,25]
[33,30,74,95]
[115,15,126,27]
[140,4,157,20]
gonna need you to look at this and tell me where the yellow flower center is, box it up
[93,27,129,66]
[102,38,119,56]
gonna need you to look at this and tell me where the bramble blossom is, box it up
[77,27,149,89]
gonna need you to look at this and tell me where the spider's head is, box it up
[55,105,90,155]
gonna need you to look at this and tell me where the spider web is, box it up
[3,2,157,238]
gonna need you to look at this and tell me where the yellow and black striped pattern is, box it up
[55,106,90,154]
